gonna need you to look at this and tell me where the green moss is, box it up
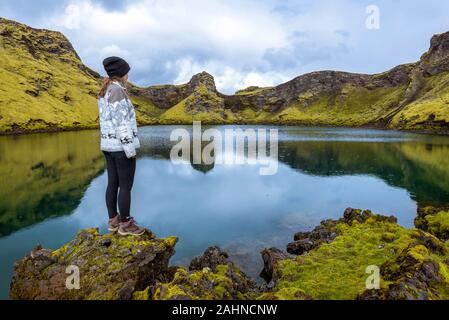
[2,18,449,133]
[440,262,449,282]
[407,244,429,262]
[0,19,162,133]
[259,209,449,300]
[426,211,449,240]
[257,287,308,300]
[390,72,449,130]
[262,217,416,300]
[129,94,163,125]
[52,232,175,299]
[416,207,449,241]
[381,232,398,243]
[10,224,179,300]
[159,84,236,124]
[132,287,151,300]
[0,19,99,133]
[153,264,256,300]
[270,85,407,126]
[235,86,271,96]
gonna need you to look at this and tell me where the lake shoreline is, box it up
[9,207,449,300]
[2,125,449,299]
[1,122,449,137]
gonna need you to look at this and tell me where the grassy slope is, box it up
[263,85,408,126]
[1,17,448,134]
[270,219,415,299]
[0,20,100,132]
[391,72,449,130]
[260,212,449,300]
[128,90,164,125]
[158,84,238,124]
[141,71,449,130]
[0,18,157,133]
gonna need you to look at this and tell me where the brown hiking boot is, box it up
[118,217,145,236]
[108,215,120,232]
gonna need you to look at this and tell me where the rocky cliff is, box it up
[10,228,178,300]
[9,228,258,300]
[1,17,449,134]
[0,17,99,133]
[0,18,156,133]
[96,28,449,132]
[222,30,449,132]
[10,208,449,300]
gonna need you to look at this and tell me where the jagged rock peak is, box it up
[188,71,217,92]
[0,17,80,61]
[419,30,449,76]
[428,31,449,59]
[1,17,100,81]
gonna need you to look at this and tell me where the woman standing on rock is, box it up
[97,56,145,236]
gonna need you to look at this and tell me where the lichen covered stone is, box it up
[415,206,449,241]
[139,246,258,300]
[9,228,178,300]
[10,208,449,300]
[150,264,257,300]
[260,208,449,300]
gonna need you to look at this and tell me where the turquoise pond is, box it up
[1,125,449,299]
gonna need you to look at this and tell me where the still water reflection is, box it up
[1,126,449,298]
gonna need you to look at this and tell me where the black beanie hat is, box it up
[103,56,130,78]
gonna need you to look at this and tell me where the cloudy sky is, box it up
[1,0,449,93]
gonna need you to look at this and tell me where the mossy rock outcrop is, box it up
[10,208,449,300]
[9,228,178,300]
[259,208,449,300]
[9,235,258,301]
[415,206,449,241]
[134,246,259,300]
[149,264,257,300]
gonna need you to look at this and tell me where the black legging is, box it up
[103,151,136,220]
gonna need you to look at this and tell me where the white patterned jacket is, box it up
[98,81,140,158]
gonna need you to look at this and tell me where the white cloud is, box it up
[5,0,446,93]
[99,44,130,58]
[214,69,287,93]
[48,0,296,92]
[59,4,83,29]
[173,58,287,92]
[173,57,204,85]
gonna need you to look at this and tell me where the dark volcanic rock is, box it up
[286,208,395,256]
[288,219,338,255]
[419,31,449,76]
[189,246,230,272]
[359,239,448,300]
[188,71,217,92]
[262,208,449,300]
[415,206,449,241]
[151,262,257,300]
[9,228,178,300]
[342,207,396,224]
[138,71,219,109]
[259,247,292,284]
[286,239,315,255]
[149,246,257,300]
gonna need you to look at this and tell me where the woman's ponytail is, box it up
[98,76,127,98]
[98,77,112,98]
